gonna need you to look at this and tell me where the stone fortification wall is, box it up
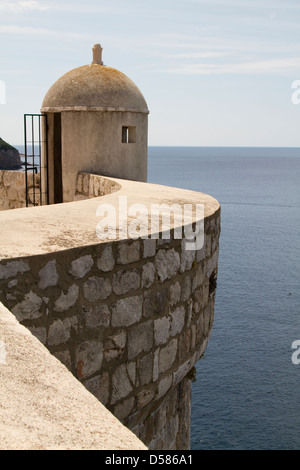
[74,171,121,200]
[0,175,220,449]
[0,219,219,448]
[0,170,40,210]
[0,170,120,211]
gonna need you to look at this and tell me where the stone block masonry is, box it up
[0,175,220,449]
[0,170,120,211]
[0,170,40,210]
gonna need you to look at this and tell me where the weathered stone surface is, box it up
[137,388,155,409]
[137,352,153,386]
[192,264,205,292]
[196,337,209,361]
[54,284,79,312]
[203,281,209,306]
[128,320,153,360]
[38,260,58,289]
[76,340,103,379]
[187,298,193,327]
[192,286,203,310]
[0,260,29,280]
[7,279,18,288]
[204,304,212,334]
[143,288,168,318]
[69,255,93,279]
[178,328,191,362]
[196,242,206,262]
[170,306,185,337]
[52,349,71,370]
[159,339,177,374]
[205,233,212,257]
[206,249,219,278]
[196,312,205,344]
[157,237,171,245]
[12,291,43,321]
[76,173,83,193]
[143,238,156,258]
[154,316,170,346]
[154,401,168,435]
[169,281,181,306]
[142,262,156,288]
[84,304,110,329]
[111,364,133,404]
[104,331,126,361]
[212,232,218,254]
[48,317,77,346]
[117,241,140,264]
[181,276,191,302]
[155,249,180,282]
[165,415,179,449]
[6,293,16,301]
[2,170,22,187]
[180,239,196,273]
[112,269,140,295]
[111,296,143,327]
[82,174,89,194]
[153,349,159,382]
[83,276,112,302]
[97,245,115,272]
[7,186,17,200]
[156,374,172,399]
[126,361,136,386]
[83,371,110,405]
[173,353,196,386]
[191,324,196,351]
[114,397,135,421]
[29,326,47,345]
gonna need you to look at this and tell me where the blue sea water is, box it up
[147,146,300,450]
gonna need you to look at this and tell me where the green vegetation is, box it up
[0,137,17,152]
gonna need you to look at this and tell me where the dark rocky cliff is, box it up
[0,138,22,170]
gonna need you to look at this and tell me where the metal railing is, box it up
[24,114,49,207]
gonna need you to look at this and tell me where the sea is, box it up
[147,146,300,450]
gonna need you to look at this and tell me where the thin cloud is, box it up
[152,33,300,58]
[0,25,92,39]
[160,51,230,59]
[0,1,49,12]
[162,57,300,75]
[179,0,300,9]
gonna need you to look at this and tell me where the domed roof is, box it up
[41,45,149,114]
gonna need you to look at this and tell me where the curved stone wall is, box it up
[0,175,220,449]
[75,171,121,200]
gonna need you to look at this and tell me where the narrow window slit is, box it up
[122,126,136,144]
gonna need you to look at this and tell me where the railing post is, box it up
[24,114,49,207]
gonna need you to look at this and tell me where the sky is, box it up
[0,0,300,147]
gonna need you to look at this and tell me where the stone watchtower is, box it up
[41,44,149,204]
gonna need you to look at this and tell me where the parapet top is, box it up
[92,43,103,65]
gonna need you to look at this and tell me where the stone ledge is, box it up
[0,301,147,450]
[0,175,220,259]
